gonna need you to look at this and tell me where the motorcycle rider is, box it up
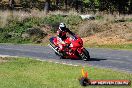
[56,23,76,51]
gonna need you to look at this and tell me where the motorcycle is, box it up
[48,35,90,61]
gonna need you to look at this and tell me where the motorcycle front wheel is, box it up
[80,48,90,61]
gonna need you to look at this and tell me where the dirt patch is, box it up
[82,22,132,45]
[83,35,132,45]
[0,57,10,63]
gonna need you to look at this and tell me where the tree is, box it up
[9,0,15,9]
[128,0,132,14]
[64,0,68,10]
[44,0,51,13]
[56,0,60,7]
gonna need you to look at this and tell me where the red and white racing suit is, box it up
[56,28,75,51]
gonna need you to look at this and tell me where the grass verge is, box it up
[0,57,132,88]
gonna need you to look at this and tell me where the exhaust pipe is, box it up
[48,44,60,55]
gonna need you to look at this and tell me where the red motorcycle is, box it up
[48,35,90,61]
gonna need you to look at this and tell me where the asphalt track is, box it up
[0,44,132,73]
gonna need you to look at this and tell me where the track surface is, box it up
[0,44,132,73]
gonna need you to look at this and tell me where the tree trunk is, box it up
[9,0,15,10]
[75,0,79,12]
[56,0,60,10]
[44,0,51,13]
[56,0,59,6]
[65,0,68,10]
[79,0,83,13]
[129,0,132,14]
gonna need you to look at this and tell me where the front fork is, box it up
[77,47,86,59]
[48,44,60,55]
[77,47,84,54]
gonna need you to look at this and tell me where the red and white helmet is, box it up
[59,23,66,31]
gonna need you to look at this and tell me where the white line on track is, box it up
[35,58,80,67]
[0,55,18,58]
[106,57,111,58]
[0,54,80,67]
[116,58,121,59]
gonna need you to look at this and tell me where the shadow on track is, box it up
[89,58,107,61]
[69,58,107,61]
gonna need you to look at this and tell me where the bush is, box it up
[23,17,43,27]
[5,20,26,33]
[0,18,44,43]
[1,32,12,39]
[126,18,132,22]
[43,15,64,32]
[0,28,4,32]
[96,15,104,20]
[78,21,106,37]
[0,14,83,43]
[0,32,30,43]
[26,27,47,38]
[41,15,82,33]
[65,15,82,25]
[64,15,82,32]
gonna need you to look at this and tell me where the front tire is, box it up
[55,52,60,56]
[81,48,90,61]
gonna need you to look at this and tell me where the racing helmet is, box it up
[59,23,66,31]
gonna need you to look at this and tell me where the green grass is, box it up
[85,44,132,50]
[0,57,132,88]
